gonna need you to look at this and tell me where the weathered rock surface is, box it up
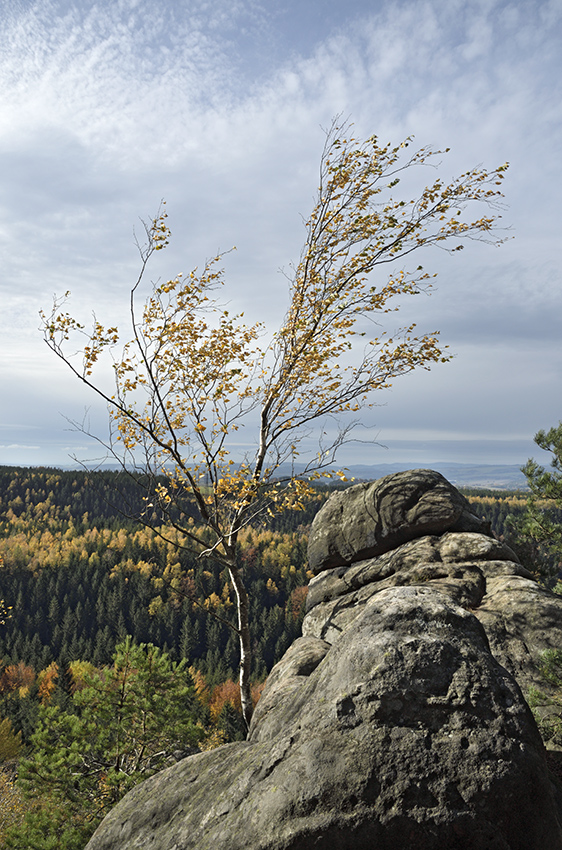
[304,489,562,701]
[87,587,562,850]
[303,531,524,641]
[476,575,562,697]
[86,469,562,850]
[307,469,488,573]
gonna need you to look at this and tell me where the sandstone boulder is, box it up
[85,469,562,850]
[307,469,489,573]
[305,476,562,703]
[87,587,562,850]
[302,531,532,646]
[475,574,562,697]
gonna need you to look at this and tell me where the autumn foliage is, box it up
[0,662,35,699]
[40,121,508,726]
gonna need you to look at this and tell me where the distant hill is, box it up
[310,463,528,490]
[258,461,526,490]
[39,460,529,491]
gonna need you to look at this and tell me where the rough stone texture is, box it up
[86,469,562,850]
[304,532,524,612]
[475,575,562,698]
[247,636,331,733]
[302,523,562,701]
[86,588,562,850]
[307,469,489,574]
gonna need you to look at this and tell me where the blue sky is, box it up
[0,0,561,469]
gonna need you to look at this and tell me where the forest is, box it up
[0,465,544,847]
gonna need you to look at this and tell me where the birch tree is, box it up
[41,121,508,728]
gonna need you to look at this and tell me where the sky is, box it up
[0,0,561,471]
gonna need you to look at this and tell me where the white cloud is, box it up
[0,444,40,450]
[0,0,560,467]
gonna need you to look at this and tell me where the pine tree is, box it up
[7,638,204,850]
[512,423,562,578]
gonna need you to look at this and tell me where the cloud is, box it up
[0,0,560,466]
[0,444,40,450]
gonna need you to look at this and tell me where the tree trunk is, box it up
[227,562,253,732]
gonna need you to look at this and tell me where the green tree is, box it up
[513,423,562,577]
[41,119,508,727]
[6,638,203,850]
[528,649,562,746]
[0,717,21,761]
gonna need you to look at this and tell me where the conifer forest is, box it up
[0,465,541,847]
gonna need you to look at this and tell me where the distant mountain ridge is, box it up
[11,461,528,491]
[332,463,527,490]
[257,461,526,490]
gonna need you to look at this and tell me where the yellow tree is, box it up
[0,602,9,627]
[41,121,508,728]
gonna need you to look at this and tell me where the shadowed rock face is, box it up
[86,470,562,850]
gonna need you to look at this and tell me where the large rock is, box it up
[303,531,562,701]
[86,587,562,850]
[304,531,523,619]
[301,531,528,646]
[307,469,489,574]
[86,469,562,850]
[305,473,562,702]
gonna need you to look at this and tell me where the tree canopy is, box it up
[41,120,508,726]
[512,423,562,577]
[5,639,203,850]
